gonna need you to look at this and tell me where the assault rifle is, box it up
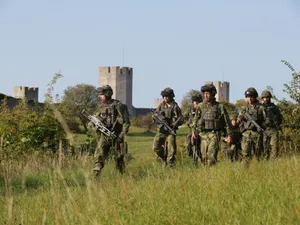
[151,109,176,136]
[82,110,117,138]
[236,106,265,133]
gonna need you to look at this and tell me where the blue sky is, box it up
[0,0,299,107]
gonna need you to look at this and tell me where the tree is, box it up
[235,99,247,107]
[181,89,202,113]
[60,84,99,132]
[281,60,300,103]
[140,113,155,132]
[219,100,235,115]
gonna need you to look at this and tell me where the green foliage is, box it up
[0,99,67,159]
[235,99,247,107]
[59,83,99,132]
[0,127,299,224]
[219,100,235,115]
[0,72,70,159]
[263,61,300,153]
[130,114,156,132]
[140,113,155,132]
[281,60,300,103]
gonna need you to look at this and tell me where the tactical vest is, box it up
[244,103,260,130]
[158,102,176,125]
[263,102,280,128]
[96,100,119,129]
[199,102,224,130]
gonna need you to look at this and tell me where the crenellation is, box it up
[13,86,39,101]
[99,66,133,116]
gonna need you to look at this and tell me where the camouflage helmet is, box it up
[261,90,272,98]
[244,87,258,98]
[230,114,238,120]
[97,85,113,97]
[191,93,203,102]
[161,87,175,98]
[201,84,217,96]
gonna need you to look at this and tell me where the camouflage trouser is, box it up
[93,134,125,174]
[221,141,240,162]
[241,130,263,162]
[185,133,201,163]
[153,132,176,164]
[263,128,279,159]
[199,131,220,166]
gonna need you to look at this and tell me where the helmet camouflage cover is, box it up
[261,90,272,98]
[97,85,113,97]
[201,84,217,96]
[191,93,203,102]
[161,87,175,98]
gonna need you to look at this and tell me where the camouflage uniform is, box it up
[221,114,241,161]
[261,90,283,159]
[183,93,202,163]
[92,85,130,175]
[238,88,266,161]
[193,84,232,166]
[152,88,183,165]
[120,103,131,157]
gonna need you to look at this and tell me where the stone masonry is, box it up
[98,66,133,115]
[13,86,39,101]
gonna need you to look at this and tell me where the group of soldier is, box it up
[88,83,282,178]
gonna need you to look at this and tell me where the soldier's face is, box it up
[163,96,171,103]
[203,92,212,102]
[99,94,106,102]
[193,101,199,108]
[262,97,270,103]
[247,96,256,104]
[231,119,237,127]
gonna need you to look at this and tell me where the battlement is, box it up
[99,66,133,76]
[13,86,39,101]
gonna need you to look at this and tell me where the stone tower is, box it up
[205,81,230,102]
[98,66,133,115]
[13,86,39,101]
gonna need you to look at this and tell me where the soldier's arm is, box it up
[122,104,131,133]
[192,104,201,134]
[173,103,184,127]
[183,109,190,123]
[221,104,233,136]
[259,104,268,127]
[116,103,130,133]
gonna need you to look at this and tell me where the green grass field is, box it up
[0,126,299,224]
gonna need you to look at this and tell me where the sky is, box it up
[0,0,299,108]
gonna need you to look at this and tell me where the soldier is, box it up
[183,93,202,163]
[120,103,132,161]
[221,114,242,161]
[90,85,130,177]
[192,84,232,166]
[237,87,266,162]
[152,87,183,165]
[260,90,283,159]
